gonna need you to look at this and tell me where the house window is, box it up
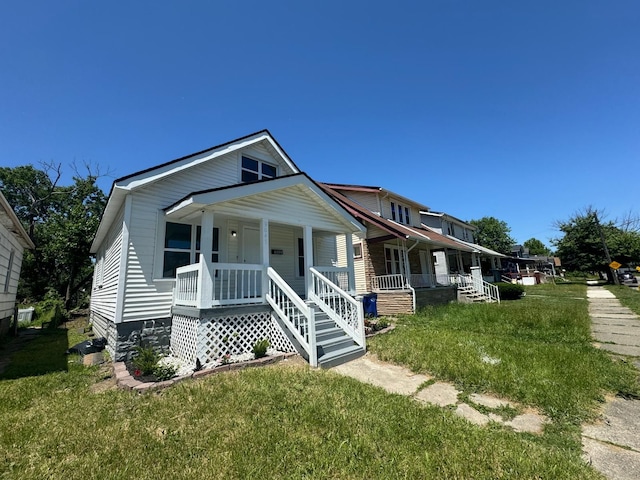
[4,250,14,292]
[241,156,277,183]
[384,246,404,275]
[390,201,411,225]
[297,238,305,276]
[163,222,220,278]
[163,222,192,278]
[353,243,363,259]
[196,226,220,263]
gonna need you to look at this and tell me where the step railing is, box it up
[265,267,317,367]
[309,267,365,348]
[313,266,350,292]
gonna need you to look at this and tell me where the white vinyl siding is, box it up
[338,191,380,215]
[336,233,367,294]
[90,205,125,323]
[0,224,25,320]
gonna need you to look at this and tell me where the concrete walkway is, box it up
[332,354,548,434]
[582,287,640,480]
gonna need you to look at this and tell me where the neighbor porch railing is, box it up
[372,273,457,290]
[309,267,365,348]
[371,273,407,291]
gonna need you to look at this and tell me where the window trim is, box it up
[353,242,363,259]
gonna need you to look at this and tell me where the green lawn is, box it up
[606,283,640,316]
[1,287,637,479]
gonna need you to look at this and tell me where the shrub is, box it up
[132,346,161,375]
[496,282,525,300]
[33,289,67,328]
[152,363,177,381]
[375,318,389,330]
[252,339,270,358]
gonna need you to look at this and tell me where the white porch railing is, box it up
[309,267,365,348]
[265,267,317,366]
[453,271,500,303]
[175,261,266,308]
[313,266,350,292]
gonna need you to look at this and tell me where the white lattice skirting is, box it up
[171,310,297,365]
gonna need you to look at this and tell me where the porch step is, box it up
[318,344,365,369]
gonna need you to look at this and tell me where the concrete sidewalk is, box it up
[332,354,548,433]
[582,287,640,480]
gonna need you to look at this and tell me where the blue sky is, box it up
[1,1,638,247]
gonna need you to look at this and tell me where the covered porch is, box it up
[165,174,367,367]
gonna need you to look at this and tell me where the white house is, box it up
[320,183,500,315]
[89,131,367,368]
[421,211,505,282]
[0,191,35,336]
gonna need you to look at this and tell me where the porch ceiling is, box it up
[164,174,366,234]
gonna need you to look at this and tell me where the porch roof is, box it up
[164,173,366,233]
[448,237,506,257]
[319,184,473,252]
[322,182,430,212]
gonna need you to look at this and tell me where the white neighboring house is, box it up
[90,131,367,368]
[0,191,35,336]
[421,211,505,282]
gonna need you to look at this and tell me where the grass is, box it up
[1,288,637,479]
[605,283,640,316]
[368,283,639,426]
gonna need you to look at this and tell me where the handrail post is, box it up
[308,305,317,367]
[198,254,213,309]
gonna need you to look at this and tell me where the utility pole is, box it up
[594,212,620,285]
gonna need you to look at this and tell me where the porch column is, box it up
[345,234,356,293]
[457,250,464,273]
[260,218,269,298]
[200,211,215,309]
[304,225,314,298]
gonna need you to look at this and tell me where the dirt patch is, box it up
[90,364,118,393]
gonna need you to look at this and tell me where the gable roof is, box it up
[92,130,299,252]
[0,191,35,249]
[322,182,430,212]
[421,210,476,230]
[163,173,366,234]
[319,184,473,252]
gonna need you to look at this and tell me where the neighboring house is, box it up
[0,191,35,337]
[90,131,367,368]
[421,211,505,282]
[320,184,500,315]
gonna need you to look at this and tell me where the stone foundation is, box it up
[90,311,172,362]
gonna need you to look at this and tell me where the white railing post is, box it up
[308,305,318,367]
[198,254,213,309]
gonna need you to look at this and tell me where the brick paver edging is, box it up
[113,353,299,393]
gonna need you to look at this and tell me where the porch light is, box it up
[231,230,237,237]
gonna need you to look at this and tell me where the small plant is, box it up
[375,318,389,330]
[496,283,525,300]
[152,363,177,381]
[252,339,270,358]
[220,353,231,365]
[132,346,161,375]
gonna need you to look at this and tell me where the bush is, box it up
[152,363,177,381]
[252,339,270,358]
[132,346,161,375]
[497,282,525,300]
[33,289,67,328]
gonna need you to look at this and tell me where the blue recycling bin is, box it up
[362,293,378,317]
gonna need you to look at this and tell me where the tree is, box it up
[523,237,551,256]
[468,216,516,255]
[0,163,107,308]
[553,207,640,280]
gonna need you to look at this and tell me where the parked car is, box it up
[617,271,638,284]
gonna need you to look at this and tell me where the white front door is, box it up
[242,227,261,264]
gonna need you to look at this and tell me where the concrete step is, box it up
[318,344,366,369]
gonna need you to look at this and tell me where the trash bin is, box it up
[362,293,377,317]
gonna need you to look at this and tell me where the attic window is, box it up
[241,156,277,183]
